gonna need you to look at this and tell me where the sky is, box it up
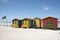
[0,0,60,21]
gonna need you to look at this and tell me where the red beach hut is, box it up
[43,16,58,29]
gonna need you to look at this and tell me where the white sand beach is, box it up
[0,26,60,40]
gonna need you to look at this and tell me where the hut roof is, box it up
[43,16,58,20]
[12,19,20,21]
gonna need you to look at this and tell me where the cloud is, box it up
[2,0,8,3]
[0,0,8,3]
[43,6,51,11]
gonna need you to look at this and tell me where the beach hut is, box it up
[12,19,21,28]
[33,18,41,28]
[43,16,58,29]
[21,18,31,28]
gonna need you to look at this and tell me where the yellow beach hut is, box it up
[21,18,31,28]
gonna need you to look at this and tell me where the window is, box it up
[14,21,18,24]
[25,20,28,25]
[50,20,53,24]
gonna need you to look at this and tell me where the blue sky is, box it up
[0,0,60,21]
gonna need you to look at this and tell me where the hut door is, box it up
[33,21,37,28]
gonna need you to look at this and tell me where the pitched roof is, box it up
[43,16,58,20]
[12,19,20,21]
